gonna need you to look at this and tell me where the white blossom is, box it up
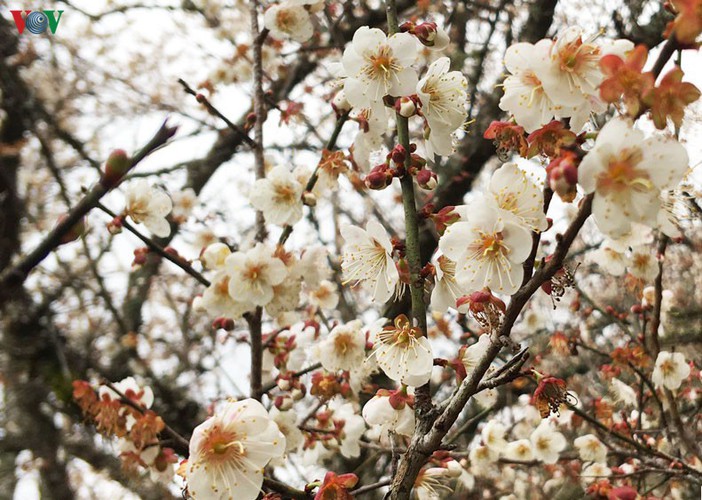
[249,166,304,226]
[580,463,610,485]
[430,254,466,313]
[574,434,607,464]
[372,315,433,387]
[533,27,632,109]
[186,399,285,500]
[529,421,566,464]
[500,40,560,132]
[270,408,303,453]
[504,439,534,461]
[362,392,415,437]
[652,351,690,391]
[610,377,638,407]
[579,118,689,237]
[263,3,314,43]
[315,320,366,372]
[342,27,418,113]
[201,270,252,318]
[416,57,468,157]
[226,244,287,307]
[485,163,548,233]
[341,220,399,303]
[124,180,172,237]
[482,421,508,453]
[307,279,339,310]
[439,203,532,295]
[200,243,231,271]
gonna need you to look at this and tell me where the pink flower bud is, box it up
[546,151,579,202]
[413,22,449,50]
[364,164,394,190]
[212,317,235,331]
[390,144,407,166]
[416,169,437,190]
[133,247,149,266]
[101,149,131,188]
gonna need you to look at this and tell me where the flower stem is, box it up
[386,0,430,403]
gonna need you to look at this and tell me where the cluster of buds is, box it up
[100,149,131,189]
[364,143,432,190]
[456,288,506,333]
[546,151,579,202]
[72,378,175,477]
[483,120,528,160]
[531,371,576,418]
[399,21,450,50]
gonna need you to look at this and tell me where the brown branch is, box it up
[0,120,177,299]
[95,203,210,287]
[178,78,258,149]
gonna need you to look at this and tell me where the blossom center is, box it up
[244,264,263,282]
[201,427,246,465]
[597,147,652,194]
[275,9,295,33]
[216,276,230,296]
[478,232,509,259]
[274,183,298,203]
[659,359,675,376]
[557,40,600,73]
[333,332,354,355]
[365,47,399,82]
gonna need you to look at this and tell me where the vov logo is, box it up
[10,10,64,34]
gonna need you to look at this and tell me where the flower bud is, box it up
[416,169,437,190]
[133,247,149,266]
[446,460,463,477]
[212,317,235,331]
[107,216,123,235]
[546,151,579,202]
[200,242,231,270]
[390,144,407,166]
[101,149,131,188]
[414,22,449,50]
[396,96,417,117]
[364,164,394,190]
[277,377,292,391]
[274,394,294,411]
[302,191,317,207]
[332,90,352,113]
